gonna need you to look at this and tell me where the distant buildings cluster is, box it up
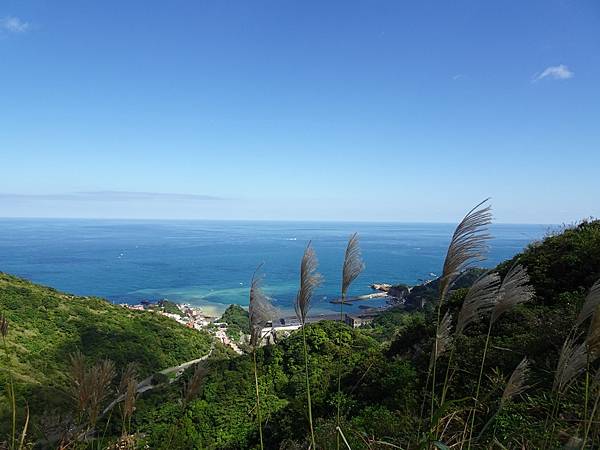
[120,300,214,331]
[120,299,382,351]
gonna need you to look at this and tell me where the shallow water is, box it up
[0,219,552,316]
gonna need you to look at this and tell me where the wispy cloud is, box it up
[0,191,224,202]
[533,64,574,82]
[0,16,30,33]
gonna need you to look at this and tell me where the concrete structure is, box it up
[344,312,378,328]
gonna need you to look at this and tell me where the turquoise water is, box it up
[0,219,551,316]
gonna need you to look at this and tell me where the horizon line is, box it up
[0,215,564,227]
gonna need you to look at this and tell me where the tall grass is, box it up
[477,357,530,439]
[68,351,116,439]
[439,272,500,407]
[117,363,138,437]
[582,308,600,447]
[426,199,492,435]
[466,263,534,448]
[249,264,277,450]
[294,242,323,450]
[576,280,600,327]
[336,233,364,450]
[545,278,600,448]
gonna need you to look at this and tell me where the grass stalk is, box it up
[466,320,493,449]
[293,242,322,448]
[302,324,316,449]
[582,389,600,448]
[2,332,17,450]
[18,404,29,450]
[253,349,264,450]
[337,232,364,450]
[429,299,444,427]
[439,344,457,410]
[584,352,591,430]
[336,426,352,450]
[336,297,344,450]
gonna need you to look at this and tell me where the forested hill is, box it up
[0,272,214,436]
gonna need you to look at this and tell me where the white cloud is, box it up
[533,64,574,82]
[0,16,30,33]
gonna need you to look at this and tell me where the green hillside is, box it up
[0,273,213,439]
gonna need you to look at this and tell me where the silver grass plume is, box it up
[0,313,7,338]
[294,242,323,324]
[439,199,492,304]
[490,263,535,325]
[342,233,365,300]
[118,363,138,425]
[576,279,600,327]
[456,272,501,334]
[434,312,453,362]
[586,305,600,358]
[553,333,587,394]
[249,265,277,348]
[501,357,530,407]
[183,364,207,408]
[68,352,116,428]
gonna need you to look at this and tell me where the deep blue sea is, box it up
[0,219,553,316]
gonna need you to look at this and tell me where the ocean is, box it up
[0,219,552,316]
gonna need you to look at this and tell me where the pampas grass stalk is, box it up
[182,363,207,408]
[467,263,534,449]
[117,363,138,436]
[417,313,453,440]
[336,233,364,450]
[544,301,600,449]
[68,351,116,434]
[544,332,587,448]
[249,264,277,450]
[440,272,500,406]
[294,242,323,450]
[576,303,600,448]
[429,311,454,428]
[576,279,600,328]
[18,404,29,450]
[427,199,492,429]
[165,363,207,449]
[582,366,600,448]
[477,357,530,440]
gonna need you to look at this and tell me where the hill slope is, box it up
[0,272,213,433]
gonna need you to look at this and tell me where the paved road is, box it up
[102,345,214,416]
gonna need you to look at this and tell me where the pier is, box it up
[329,292,390,304]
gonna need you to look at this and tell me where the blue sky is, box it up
[1,1,599,223]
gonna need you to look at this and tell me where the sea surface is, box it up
[0,219,553,316]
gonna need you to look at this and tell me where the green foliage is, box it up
[500,220,600,306]
[153,299,183,316]
[0,272,212,439]
[220,304,250,341]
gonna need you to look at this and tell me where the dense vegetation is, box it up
[152,299,184,317]
[219,304,251,341]
[1,217,600,449]
[0,274,213,442]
